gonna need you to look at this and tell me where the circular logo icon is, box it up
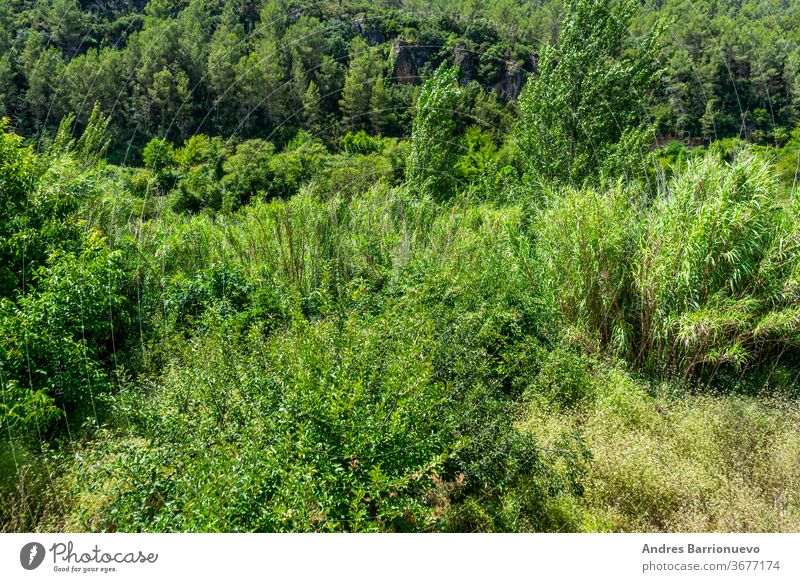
[20,542,46,570]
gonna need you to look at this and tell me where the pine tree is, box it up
[303,80,325,137]
[369,75,392,136]
[340,37,379,132]
[207,22,245,131]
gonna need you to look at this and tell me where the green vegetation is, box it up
[2,0,800,533]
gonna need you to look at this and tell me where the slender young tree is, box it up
[407,64,462,199]
[517,0,664,185]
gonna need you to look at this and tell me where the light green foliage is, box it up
[48,103,112,167]
[1,232,128,413]
[65,184,580,532]
[527,346,598,411]
[79,309,455,531]
[341,130,382,156]
[538,150,800,380]
[455,126,499,184]
[0,124,131,449]
[3,0,800,537]
[536,180,640,353]
[517,0,663,185]
[163,262,254,329]
[266,131,329,199]
[774,123,800,192]
[170,135,231,213]
[407,65,463,199]
[0,122,40,298]
[142,138,175,175]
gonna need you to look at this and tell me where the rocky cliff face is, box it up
[392,39,429,84]
[390,37,534,100]
[453,44,474,83]
[354,14,388,46]
[494,60,525,101]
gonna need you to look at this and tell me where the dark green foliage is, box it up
[0,0,796,150]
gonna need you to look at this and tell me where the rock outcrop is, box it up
[392,39,429,84]
[494,60,525,101]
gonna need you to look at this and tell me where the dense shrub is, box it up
[266,131,329,199]
[221,139,276,210]
[163,262,254,328]
[0,123,132,445]
[0,231,129,421]
[0,121,42,298]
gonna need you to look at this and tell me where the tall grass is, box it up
[538,151,800,382]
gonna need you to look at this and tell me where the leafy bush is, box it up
[173,135,229,175]
[0,122,132,444]
[341,130,382,155]
[142,138,174,175]
[164,262,253,328]
[221,139,276,209]
[75,308,455,532]
[0,121,41,298]
[166,135,232,213]
[169,167,224,213]
[0,231,129,419]
[266,131,329,199]
[526,346,597,410]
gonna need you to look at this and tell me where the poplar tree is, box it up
[407,65,462,199]
[517,0,664,185]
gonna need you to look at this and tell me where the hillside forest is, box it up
[2,0,800,532]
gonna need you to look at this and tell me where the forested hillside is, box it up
[2,0,800,533]
[1,0,800,152]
